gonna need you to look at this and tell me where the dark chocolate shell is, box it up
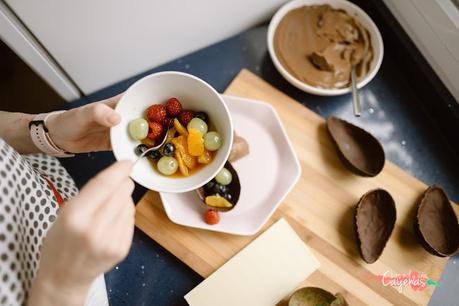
[326,117,385,177]
[355,189,396,263]
[414,186,459,257]
[199,161,241,212]
[331,293,349,306]
[288,287,348,306]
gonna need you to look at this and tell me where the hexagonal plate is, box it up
[160,95,301,235]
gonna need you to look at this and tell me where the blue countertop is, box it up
[60,1,459,305]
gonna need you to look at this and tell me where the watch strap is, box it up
[29,111,75,157]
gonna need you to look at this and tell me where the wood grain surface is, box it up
[135,69,458,306]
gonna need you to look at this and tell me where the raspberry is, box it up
[163,116,174,128]
[204,209,220,225]
[147,121,163,141]
[146,104,167,123]
[178,110,194,126]
[166,97,182,116]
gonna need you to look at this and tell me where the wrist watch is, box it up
[29,111,75,157]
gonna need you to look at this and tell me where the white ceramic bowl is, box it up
[267,0,384,96]
[110,71,233,193]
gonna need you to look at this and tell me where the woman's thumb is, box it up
[88,103,121,127]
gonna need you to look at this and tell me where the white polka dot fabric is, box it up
[0,138,78,305]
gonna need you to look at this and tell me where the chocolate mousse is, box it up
[274,5,373,89]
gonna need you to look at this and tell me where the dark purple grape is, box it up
[146,149,161,160]
[205,180,216,191]
[163,143,175,157]
[135,144,148,156]
[213,183,228,195]
[223,193,232,202]
[194,111,209,124]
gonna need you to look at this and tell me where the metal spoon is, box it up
[351,66,361,117]
[351,30,370,117]
[134,127,169,164]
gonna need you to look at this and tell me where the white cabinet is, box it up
[0,1,80,100]
[383,0,459,103]
[3,0,287,97]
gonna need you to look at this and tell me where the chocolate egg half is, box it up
[414,186,459,257]
[198,161,241,212]
[326,116,385,177]
[288,287,348,306]
[355,189,396,263]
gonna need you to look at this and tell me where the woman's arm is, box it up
[0,111,38,154]
[28,275,90,306]
[0,94,122,154]
[27,161,135,306]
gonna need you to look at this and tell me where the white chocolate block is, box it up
[185,218,320,306]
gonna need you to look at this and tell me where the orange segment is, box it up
[187,128,204,156]
[198,149,212,164]
[175,150,189,176]
[205,195,233,208]
[182,153,197,169]
[173,118,188,136]
[165,127,177,143]
[171,135,187,154]
[172,135,196,168]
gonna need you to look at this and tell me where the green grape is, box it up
[215,168,232,185]
[187,118,208,135]
[128,118,148,140]
[157,156,178,176]
[204,131,223,151]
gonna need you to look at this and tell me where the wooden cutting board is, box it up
[135,69,458,306]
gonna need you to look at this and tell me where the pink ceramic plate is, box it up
[159,95,301,235]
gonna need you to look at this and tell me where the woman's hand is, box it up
[28,161,135,306]
[0,94,122,154]
[46,94,122,153]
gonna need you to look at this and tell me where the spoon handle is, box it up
[134,150,149,165]
[133,127,169,166]
[351,66,361,117]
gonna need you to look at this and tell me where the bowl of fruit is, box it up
[110,71,233,193]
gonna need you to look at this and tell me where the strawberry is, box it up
[166,97,182,116]
[146,104,167,123]
[204,209,220,225]
[178,110,194,126]
[147,121,163,141]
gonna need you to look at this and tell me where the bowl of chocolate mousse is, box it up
[268,0,383,96]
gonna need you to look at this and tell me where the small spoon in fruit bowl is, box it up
[134,127,169,164]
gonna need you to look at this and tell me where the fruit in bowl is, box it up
[128,97,224,177]
[111,71,233,193]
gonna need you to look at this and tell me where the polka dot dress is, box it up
[0,138,78,306]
